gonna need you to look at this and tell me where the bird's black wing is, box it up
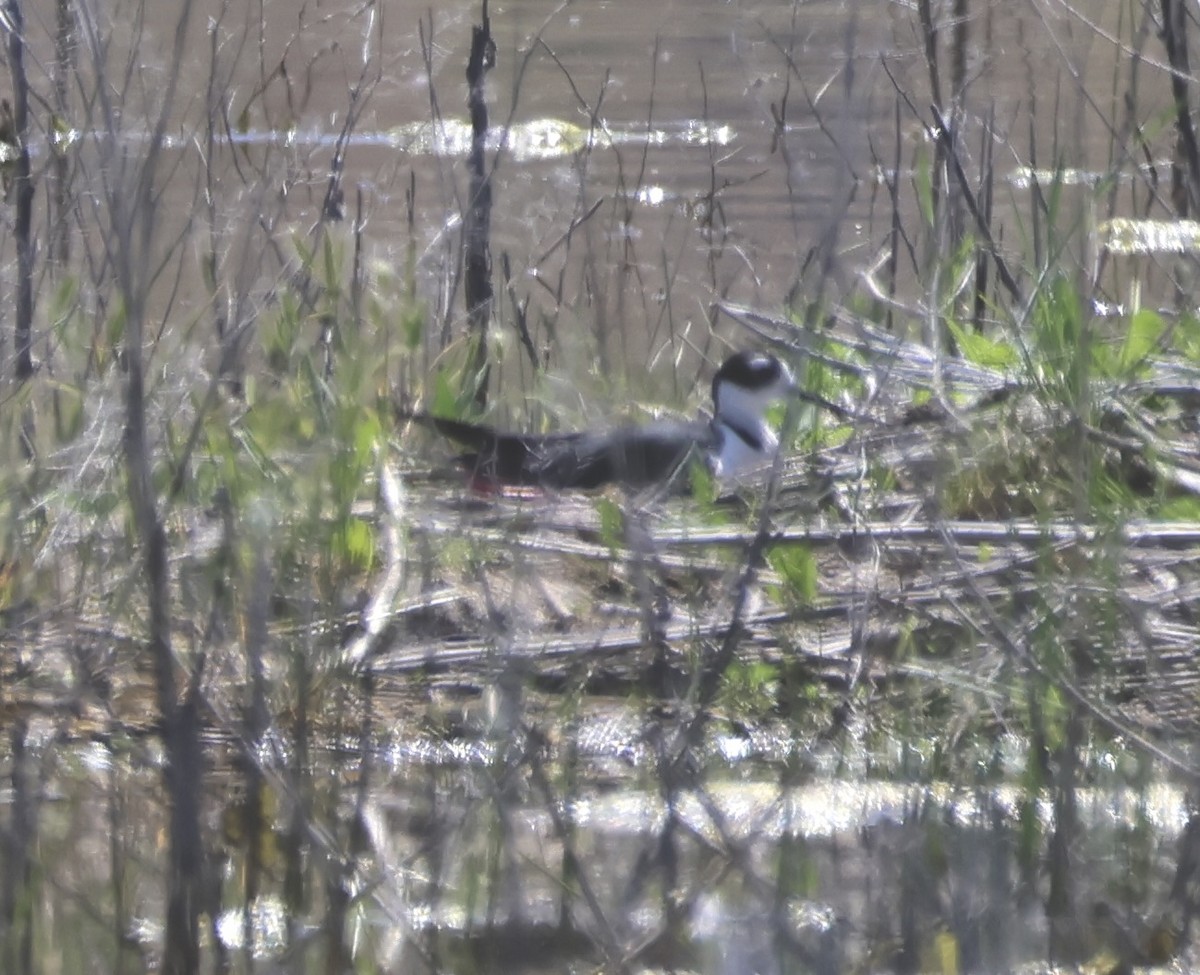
[400,412,585,486]
[532,419,714,490]
[402,412,713,490]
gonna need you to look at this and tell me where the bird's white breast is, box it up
[709,419,778,481]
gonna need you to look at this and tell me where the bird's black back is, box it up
[406,413,712,490]
[535,419,714,489]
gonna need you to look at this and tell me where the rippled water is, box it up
[90,0,1184,367]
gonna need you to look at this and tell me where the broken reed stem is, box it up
[88,0,208,966]
[464,0,496,410]
[1,717,35,972]
[5,0,36,459]
[5,0,33,386]
[51,0,74,267]
[1160,0,1200,216]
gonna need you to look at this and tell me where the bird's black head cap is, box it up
[711,351,787,405]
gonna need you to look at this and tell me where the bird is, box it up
[401,350,799,492]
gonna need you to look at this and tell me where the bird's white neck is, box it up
[709,414,779,481]
[706,371,792,480]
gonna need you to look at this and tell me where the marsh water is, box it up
[7,0,1200,972]
[101,0,1179,378]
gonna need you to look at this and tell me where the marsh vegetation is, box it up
[2,0,1200,972]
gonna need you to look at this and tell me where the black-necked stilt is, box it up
[403,351,799,491]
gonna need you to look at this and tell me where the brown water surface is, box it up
[66,0,1176,387]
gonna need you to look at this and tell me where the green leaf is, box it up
[83,490,121,519]
[335,517,375,571]
[1091,341,1118,379]
[688,458,717,506]
[1158,496,1200,520]
[946,319,1017,370]
[768,544,816,605]
[300,356,329,432]
[329,441,364,506]
[401,306,425,351]
[1119,308,1163,373]
[52,382,84,443]
[106,301,126,349]
[913,145,935,228]
[594,496,624,554]
[1176,313,1200,363]
[1031,274,1087,400]
[322,234,339,302]
[353,412,381,464]
[718,660,778,716]
[49,276,79,341]
[431,367,460,418]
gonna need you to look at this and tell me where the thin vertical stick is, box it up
[5,0,35,437]
[464,0,495,410]
[1161,0,1200,215]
